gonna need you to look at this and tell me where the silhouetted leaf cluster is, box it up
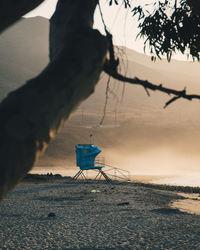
[103,0,200,106]
[108,0,130,8]
[131,0,200,61]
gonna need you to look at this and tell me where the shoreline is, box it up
[23,173,200,216]
[1,173,199,249]
[23,173,200,193]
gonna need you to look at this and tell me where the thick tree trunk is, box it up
[0,0,45,33]
[0,0,108,198]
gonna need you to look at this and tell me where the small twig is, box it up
[99,76,111,125]
[164,96,181,108]
[108,88,120,103]
[174,0,177,10]
[144,87,150,96]
[120,82,126,103]
[98,1,107,32]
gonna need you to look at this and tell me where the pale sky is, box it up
[25,0,187,60]
[25,0,147,54]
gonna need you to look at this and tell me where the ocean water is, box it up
[152,172,200,187]
[31,166,200,187]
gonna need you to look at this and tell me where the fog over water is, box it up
[33,107,200,187]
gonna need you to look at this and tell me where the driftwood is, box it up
[0,0,108,198]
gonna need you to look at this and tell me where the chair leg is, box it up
[72,170,82,180]
[99,169,112,183]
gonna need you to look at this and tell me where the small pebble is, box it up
[48,212,56,218]
[117,202,130,206]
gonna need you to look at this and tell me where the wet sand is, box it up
[0,179,200,249]
[172,193,200,215]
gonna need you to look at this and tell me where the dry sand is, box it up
[1,179,200,249]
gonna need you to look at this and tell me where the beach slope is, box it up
[0,180,200,249]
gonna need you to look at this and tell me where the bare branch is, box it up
[0,0,45,33]
[104,64,200,107]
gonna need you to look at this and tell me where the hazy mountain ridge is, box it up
[125,46,200,78]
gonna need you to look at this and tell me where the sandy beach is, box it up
[1,178,200,249]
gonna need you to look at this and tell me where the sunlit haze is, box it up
[25,0,154,55]
[22,0,200,186]
[1,2,200,246]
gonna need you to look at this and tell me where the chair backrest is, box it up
[75,144,101,170]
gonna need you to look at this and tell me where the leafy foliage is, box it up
[108,0,131,8]
[132,0,200,61]
[104,0,200,106]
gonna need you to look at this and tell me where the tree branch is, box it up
[0,0,45,33]
[104,64,200,107]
